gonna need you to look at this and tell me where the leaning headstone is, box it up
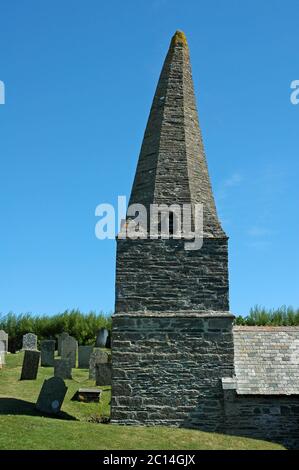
[54,359,72,379]
[41,340,55,366]
[20,350,40,380]
[95,328,109,347]
[22,333,37,351]
[36,376,67,414]
[0,330,8,352]
[57,332,69,356]
[61,335,77,368]
[95,362,112,386]
[89,349,110,379]
[78,345,93,369]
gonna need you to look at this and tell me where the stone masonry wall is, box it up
[115,238,229,313]
[223,389,299,449]
[111,313,234,430]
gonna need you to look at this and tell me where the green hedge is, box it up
[235,305,299,326]
[0,310,112,352]
[1,306,298,353]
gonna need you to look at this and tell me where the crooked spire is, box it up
[129,31,225,237]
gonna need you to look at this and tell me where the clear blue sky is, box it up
[0,0,298,317]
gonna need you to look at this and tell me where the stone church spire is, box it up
[115,31,229,314]
[129,31,225,237]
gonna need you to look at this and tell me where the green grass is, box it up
[0,353,285,450]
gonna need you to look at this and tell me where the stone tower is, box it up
[111,31,234,430]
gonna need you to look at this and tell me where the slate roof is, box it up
[233,326,299,395]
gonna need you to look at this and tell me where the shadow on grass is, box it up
[0,398,77,421]
[180,421,293,450]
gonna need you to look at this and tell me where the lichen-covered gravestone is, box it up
[61,335,77,368]
[89,349,111,380]
[95,362,112,386]
[54,359,72,379]
[57,332,69,356]
[78,345,93,369]
[0,330,8,352]
[20,350,40,380]
[95,328,109,347]
[41,340,55,366]
[36,376,67,414]
[22,333,37,351]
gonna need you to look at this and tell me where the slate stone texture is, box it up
[111,312,234,429]
[89,349,111,380]
[36,377,67,414]
[57,332,69,356]
[61,335,78,368]
[95,362,112,386]
[20,350,40,380]
[54,359,72,379]
[111,30,299,448]
[78,345,93,369]
[115,30,228,315]
[233,326,299,395]
[112,31,231,429]
[40,340,55,367]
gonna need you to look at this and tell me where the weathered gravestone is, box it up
[78,345,93,369]
[0,340,5,367]
[0,330,8,352]
[20,350,40,380]
[61,335,77,368]
[54,359,72,379]
[22,333,37,351]
[57,332,69,356]
[95,362,112,386]
[36,376,67,414]
[41,340,55,366]
[105,332,111,349]
[95,328,109,347]
[89,349,111,380]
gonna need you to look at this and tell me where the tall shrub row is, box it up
[235,305,299,326]
[0,310,111,352]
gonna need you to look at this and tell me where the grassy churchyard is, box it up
[0,352,284,450]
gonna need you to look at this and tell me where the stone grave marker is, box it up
[20,350,40,380]
[95,362,112,386]
[41,340,55,366]
[54,359,72,379]
[0,340,5,367]
[0,330,8,352]
[105,332,111,349]
[22,333,37,351]
[78,345,93,369]
[57,332,69,356]
[89,349,111,380]
[36,376,67,414]
[71,388,101,403]
[95,328,109,347]
[61,335,77,368]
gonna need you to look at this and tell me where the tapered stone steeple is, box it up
[115,31,229,314]
[111,32,234,430]
[129,31,225,237]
